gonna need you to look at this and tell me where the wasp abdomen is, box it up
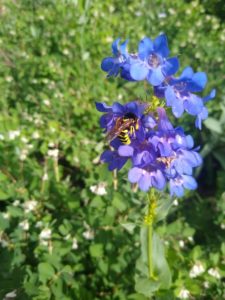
[118,129,131,144]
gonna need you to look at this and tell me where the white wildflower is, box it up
[8,130,20,140]
[42,173,48,181]
[173,199,179,206]
[83,229,94,240]
[189,262,205,278]
[21,137,28,143]
[43,99,50,106]
[2,212,9,219]
[203,281,209,289]
[105,36,113,43]
[0,134,4,140]
[179,240,185,248]
[23,200,38,213]
[13,199,20,206]
[90,182,107,196]
[63,48,70,56]
[47,149,59,158]
[178,288,190,299]
[5,76,13,82]
[208,268,221,279]
[72,237,78,249]
[220,223,225,230]
[3,289,17,300]
[188,236,194,243]
[82,52,90,60]
[32,131,40,139]
[19,220,29,231]
[39,228,51,240]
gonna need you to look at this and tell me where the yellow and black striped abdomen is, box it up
[118,129,131,145]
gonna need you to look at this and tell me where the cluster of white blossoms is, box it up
[90,182,107,196]
[178,288,190,299]
[189,261,205,278]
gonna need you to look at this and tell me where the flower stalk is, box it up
[145,189,157,279]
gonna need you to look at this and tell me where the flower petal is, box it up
[147,67,165,86]
[128,167,142,183]
[139,172,151,191]
[101,57,114,72]
[118,145,134,157]
[162,57,179,76]
[138,37,154,60]
[153,34,169,57]
[95,102,112,112]
[130,62,149,81]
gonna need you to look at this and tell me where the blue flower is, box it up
[101,39,130,79]
[155,67,216,128]
[129,34,179,86]
[169,175,197,197]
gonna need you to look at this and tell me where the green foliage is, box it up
[0,0,224,299]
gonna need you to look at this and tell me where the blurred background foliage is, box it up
[0,0,224,299]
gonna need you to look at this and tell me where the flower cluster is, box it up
[96,100,202,197]
[101,34,215,129]
[97,33,215,196]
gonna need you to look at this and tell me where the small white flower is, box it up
[63,48,70,56]
[179,240,185,248]
[105,36,113,43]
[203,281,209,289]
[83,229,94,240]
[178,288,190,299]
[5,76,13,83]
[3,289,17,300]
[82,52,90,60]
[47,149,59,158]
[39,228,51,240]
[0,239,9,248]
[220,223,225,230]
[43,99,50,106]
[13,200,20,206]
[72,237,78,249]
[23,200,38,213]
[19,148,28,161]
[90,182,107,196]
[208,268,221,279]
[189,262,205,278]
[0,134,4,140]
[2,212,9,219]
[8,130,20,140]
[19,220,29,231]
[42,173,48,181]
[173,199,179,206]
[32,131,40,139]
[188,236,194,243]
[21,137,28,143]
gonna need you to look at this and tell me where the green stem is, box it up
[147,189,156,280]
[148,219,153,278]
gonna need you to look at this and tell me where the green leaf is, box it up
[121,222,136,234]
[89,244,103,258]
[38,263,55,283]
[204,118,222,134]
[135,277,160,297]
[155,196,174,223]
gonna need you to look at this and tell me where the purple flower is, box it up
[169,175,197,197]
[129,34,179,86]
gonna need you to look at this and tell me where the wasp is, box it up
[106,113,139,144]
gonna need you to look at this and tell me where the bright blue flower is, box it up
[169,175,197,197]
[129,34,179,86]
[101,39,130,79]
[154,67,216,128]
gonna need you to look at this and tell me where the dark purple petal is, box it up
[112,102,125,114]
[95,102,112,112]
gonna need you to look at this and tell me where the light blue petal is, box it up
[184,95,203,115]
[182,175,197,190]
[171,99,184,118]
[118,145,134,157]
[165,86,176,106]
[147,67,165,86]
[130,62,149,81]
[139,172,151,191]
[128,167,142,183]
[203,89,216,102]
